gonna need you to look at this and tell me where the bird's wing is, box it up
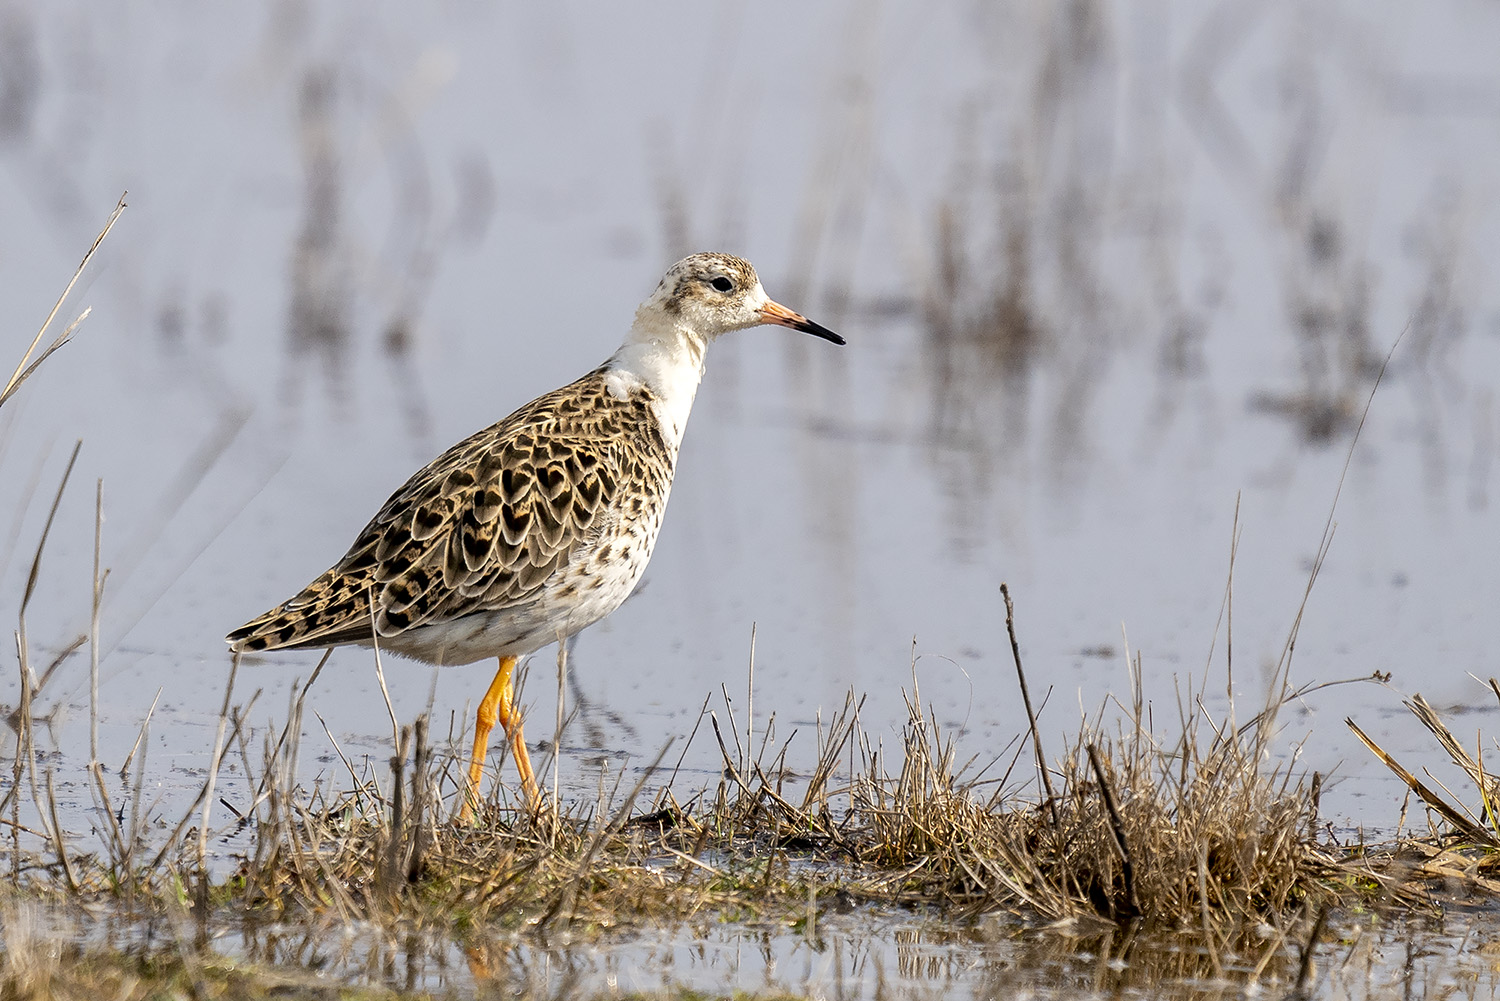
[227,372,666,653]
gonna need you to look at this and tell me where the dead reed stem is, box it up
[13,440,81,710]
[1345,717,1490,844]
[197,652,241,867]
[1,194,126,409]
[43,771,76,893]
[89,479,106,765]
[1086,743,1139,919]
[1000,584,1060,837]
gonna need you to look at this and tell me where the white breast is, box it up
[604,328,705,453]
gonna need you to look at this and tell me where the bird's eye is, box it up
[709,276,734,294]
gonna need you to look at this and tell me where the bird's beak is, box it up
[759,300,845,345]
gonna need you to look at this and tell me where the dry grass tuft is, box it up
[1347,684,1500,903]
[199,633,1357,948]
[0,642,1362,946]
[843,588,1362,957]
[851,673,1341,933]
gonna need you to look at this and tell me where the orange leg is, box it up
[461,654,540,821]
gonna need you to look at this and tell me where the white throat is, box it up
[602,310,710,451]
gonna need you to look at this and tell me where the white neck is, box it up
[601,308,710,452]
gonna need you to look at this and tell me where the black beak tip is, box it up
[802,320,845,346]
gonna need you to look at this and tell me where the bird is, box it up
[227,252,843,819]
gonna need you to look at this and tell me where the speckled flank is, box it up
[226,370,675,665]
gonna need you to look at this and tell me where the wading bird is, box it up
[228,253,843,819]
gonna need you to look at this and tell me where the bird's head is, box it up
[636,252,844,348]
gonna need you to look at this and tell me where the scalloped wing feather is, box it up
[226,370,669,656]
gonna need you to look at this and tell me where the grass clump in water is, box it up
[0,582,1482,997]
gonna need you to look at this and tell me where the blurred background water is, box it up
[2,0,1499,838]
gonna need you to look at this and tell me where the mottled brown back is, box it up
[227,369,674,653]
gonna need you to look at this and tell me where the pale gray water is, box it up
[9,902,1496,1000]
[2,4,1500,992]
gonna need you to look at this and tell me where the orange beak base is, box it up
[759,300,844,345]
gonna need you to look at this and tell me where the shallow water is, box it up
[9,902,1500,1000]
[2,0,1500,982]
[330,909,1500,1000]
